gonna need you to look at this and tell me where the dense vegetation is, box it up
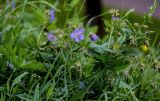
[0,0,160,100]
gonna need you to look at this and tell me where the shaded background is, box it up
[101,0,160,45]
[102,0,160,18]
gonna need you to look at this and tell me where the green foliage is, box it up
[11,72,28,88]
[0,0,160,100]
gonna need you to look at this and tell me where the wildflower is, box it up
[89,33,99,41]
[108,9,119,20]
[47,33,57,41]
[49,9,55,23]
[112,15,119,20]
[141,44,148,52]
[108,9,119,16]
[11,0,15,9]
[70,27,84,42]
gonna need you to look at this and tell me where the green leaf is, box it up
[20,60,45,71]
[46,86,54,98]
[113,62,129,72]
[119,81,133,90]
[0,87,6,91]
[122,9,135,18]
[90,43,115,54]
[33,83,40,101]
[16,94,33,101]
[124,48,142,56]
[143,0,157,23]
[11,72,28,88]
[2,25,13,33]
[69,89,86,101]
[121,28,132,35]
[70,0,79,7]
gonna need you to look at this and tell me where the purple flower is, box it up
[90,33,99,41]
[112,15,119,20]
[70,27,85,42]
[49,9,55,23]
[11,0,15,9]
[47,33,57,41]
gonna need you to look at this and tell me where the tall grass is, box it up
[0,0,160,100]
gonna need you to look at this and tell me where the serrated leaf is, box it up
[69,89,86,101]
[11,72,28,88]
[16,94,33,101]
[33,83,40,101]
[119,81,133,90]
[121,28,132,35]
[20,60,45,71]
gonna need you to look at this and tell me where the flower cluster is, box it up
[46,9,99,43]
[108,9,119,20]
[70,27,85,42]
[47,33,57,42]
[46,9,57,42]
